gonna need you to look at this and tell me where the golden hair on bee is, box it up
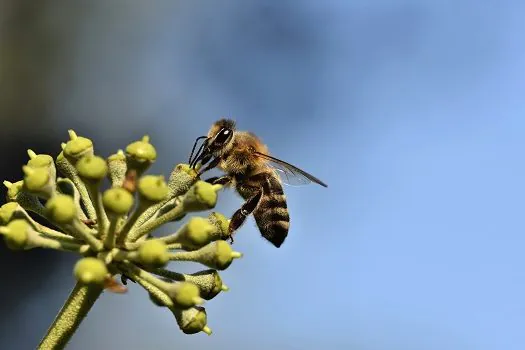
[189,118,327,248]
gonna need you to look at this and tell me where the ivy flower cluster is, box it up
[0,130,242,349]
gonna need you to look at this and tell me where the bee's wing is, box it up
[253,151,328,188]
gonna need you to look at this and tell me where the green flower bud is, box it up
[0,219,30,250]
[166,282,203,309]
[182,181,220,212]
[63,130,94,163]
[184,269,227,300]
[125,135,157,174]
[138,175,169,203]
[188,240,242,270]
[207,212,231,241]
[45,194,77,224]
[102,187,134,215]
[107,150,127,187]
[174,217,217,250]
[74,257,108,285]
[4,180,24,202]
[26,149,57,181]
[138,239,169,267]
[167,164,199,197]
[27,149,53,168]
[4,180,46,216]
[173,306,211,335]
[76,155,108,182]
[0,202,20,224]
[23,166,52,196]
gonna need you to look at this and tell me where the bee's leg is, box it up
[197,157,221,176]
[228,190,263,243]
[120,274,136,285]
[204,176,232,186]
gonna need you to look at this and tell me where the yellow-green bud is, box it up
[63,130,94,163]
[0,219,30,250]
[166,282,202,309]
[192,240,242,270]
[22,166,51,193]
[74,257,108,285]
[173,306,211,335]
[102,187,134,215]
[138,175,169,203]
[4,180,24,201]
[107,150,127,187]
[175,217,216,249]
[182,181,219,212]
[167,164,199,198]
[138,239,169,267]
[108,149,126,162]
[45,194,77,224]
[27,150,54,169]
[76,155,108,182]
[185,269,227,300]
[0,202,20,224]
[125,135,157,173]
[207,212,231,241]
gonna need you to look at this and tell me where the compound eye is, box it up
[215,128,231,144]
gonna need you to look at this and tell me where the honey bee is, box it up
[188,119,327,247]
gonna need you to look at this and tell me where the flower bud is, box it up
[184,269,227,300]
[63,130,94,164]
[27,150,56,181]
[207,212,231,241]
[0,219,30,250]
[102,187,134,216]
[45,194,77,224]
[138,239,169,267]
[165,282,203,309]
[76,155,108,182]
[125,135,157,174]
[189,240,242,270]
[182,181,219,212]
[4,180,24,202]
[173,306,211,335]
[74,257,108,285]
[107,150,127,187]
[138,175,169,203]
[0,202,20,225]
[23,166,54,197]
[167,164,199,197]
[173,217,216,250]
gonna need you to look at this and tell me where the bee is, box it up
[188,119,327,247]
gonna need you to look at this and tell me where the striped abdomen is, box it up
[252,172,290,247]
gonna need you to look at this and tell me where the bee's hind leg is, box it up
[228,191,263,244]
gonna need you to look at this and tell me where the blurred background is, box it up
[1,0,524,349]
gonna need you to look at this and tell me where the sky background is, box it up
[1,1,524,349]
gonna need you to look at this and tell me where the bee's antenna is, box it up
[189,136,207,164]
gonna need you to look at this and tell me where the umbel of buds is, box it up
[0,130,242,349]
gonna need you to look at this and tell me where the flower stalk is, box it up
[0,130,242,348]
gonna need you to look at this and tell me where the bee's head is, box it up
[189,118,236,168]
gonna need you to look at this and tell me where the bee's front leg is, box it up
[197,157,221,176]
[204,176,232,186]
[228,191,263,243]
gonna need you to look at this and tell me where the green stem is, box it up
[85,182,109,236]
[103,215,120,249]
[128,203,185,242]
[38,282,103,350]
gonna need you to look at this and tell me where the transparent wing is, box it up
[253,152,328,188]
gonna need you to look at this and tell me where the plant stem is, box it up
[38,282,103,350]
